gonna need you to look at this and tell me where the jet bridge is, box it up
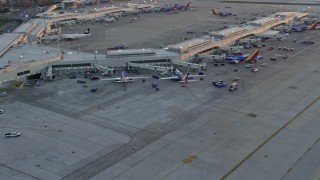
[127,62,174,75]
[171,60,206,70]
[46,65,54,80]
[93,64,115,75]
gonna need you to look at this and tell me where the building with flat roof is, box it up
[274,12,296,18]
[248,17,279,26]
[0,33,24,58]
[209,27,248,39]
[166,38,211,53]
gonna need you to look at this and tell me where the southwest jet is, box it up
[212,8,232,16]
[160,2,191,12]
[226,49,260,64]
[292,21,318,32]
[100,71,148,83]
[160,68,205,83]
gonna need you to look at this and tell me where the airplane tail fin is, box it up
[172,4,177,9]
[212,8,219,15]
[184,2,191,9]
[185,73,190,81]
[244,49,259,63]
[121,71,126,79]
[308,21,318,30]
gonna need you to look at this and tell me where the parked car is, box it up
[90,76,100,80]
[270,57,277,61]
[77,80,86,84]
[152,75,160,79]
[232,77,240,81]
[245,64,254,68]
[267,46,274,50]
[91,86,97,92]
[213,80,228,88]
[69,75,77,79]
[0,92,7,96]
[257,55,263,60]
[0,109,4,114]
[5,132,21,138]
[107,45,128,50]
[229,83,238,91]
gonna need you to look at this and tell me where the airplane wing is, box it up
[187,74,206,78]
[126,76,148,79]
[178,80,198,83]
[159,76,179,80]
[99,77,120,81]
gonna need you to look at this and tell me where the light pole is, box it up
[20,55,24,79]
[95,50,98,64]
[43,50,46,72]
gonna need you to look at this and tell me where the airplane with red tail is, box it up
[212,8,232,16]
[292,21,318,32]
[226,49,260,64]
[160,68,205,83]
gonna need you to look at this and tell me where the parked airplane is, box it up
[160,2,190,12]
[100,71,148,83]
[160,68,205,83]
[41,28,90,41]
[173,2,191,10]
[292,21,318,32]
[212,8,232,16]
[104,17,115,23]
[160,5,175,12]
[61,28,90,40]
[226,49,260,64]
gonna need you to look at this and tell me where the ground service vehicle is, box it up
[107,45,128,50]
[5,132,21,138]
[77,80,86,84]
[251,68,258,72]
[91,86,97,92]
[229,83,238,91]
[270,57,277,61]
[90,76,100,80]
[0,92,7,96]
[232,77,240,81]
[69,75,77,79]
[213,80,228,88]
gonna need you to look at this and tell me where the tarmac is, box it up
[1,0,320,180]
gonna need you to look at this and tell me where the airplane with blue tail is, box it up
[226,49,260,64]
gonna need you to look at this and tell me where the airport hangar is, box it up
[0,10,308,86]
